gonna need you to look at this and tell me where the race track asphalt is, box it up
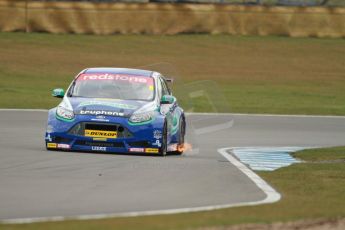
[0,110,344,222]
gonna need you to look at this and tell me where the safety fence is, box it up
[1,0,344,37]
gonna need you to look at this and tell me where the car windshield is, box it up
[70,73,155,101]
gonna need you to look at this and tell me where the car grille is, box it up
[53,136,71,143]
[128,141,151,148]
[68,122,133,138]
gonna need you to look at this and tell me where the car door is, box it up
[159,76,179,137]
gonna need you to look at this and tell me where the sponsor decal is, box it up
[91,118,110,122]
[129,148,145,152]
[92,146,107,151]
[57,144,70,149]
[47,143,57,148]
[78,101,137,110]
[145,148,159,153]
[77,74,153,85]
[85,130,117,139]
[153,130,162,139]
[91,115,110,122]
[152,140,162,148]
[93,137,108,141]
[45,133,52,142]
[79,110,125,117]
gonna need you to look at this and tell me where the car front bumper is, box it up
[45,109,165,154]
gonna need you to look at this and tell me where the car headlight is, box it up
[129,111,154,123]
[56,106,75,121]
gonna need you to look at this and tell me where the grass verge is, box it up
[0,32,345,115]
[1,146,345,230]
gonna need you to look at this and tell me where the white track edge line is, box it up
[0,147,281,224]
[218,147,281,203]
[0,108,344,118]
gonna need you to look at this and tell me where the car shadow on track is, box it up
[45,148,182,157]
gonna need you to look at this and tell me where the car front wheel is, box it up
[173,117,185,155]
[159,122,168,157]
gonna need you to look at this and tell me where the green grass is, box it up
[294,146,345,161]
[1,146,345,230]
[0,32,345,115]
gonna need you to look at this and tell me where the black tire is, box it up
[173,117,185,155]
[159,122,168,157]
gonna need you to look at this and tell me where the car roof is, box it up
[83,68,154,77]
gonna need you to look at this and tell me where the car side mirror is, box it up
[160,95,176,105]
[52,88,65,98]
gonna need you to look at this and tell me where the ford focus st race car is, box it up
[45,68,186,156]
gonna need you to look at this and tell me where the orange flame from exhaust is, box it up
[177,143,193,152]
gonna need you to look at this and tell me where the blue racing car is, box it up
[45,68,186,156]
